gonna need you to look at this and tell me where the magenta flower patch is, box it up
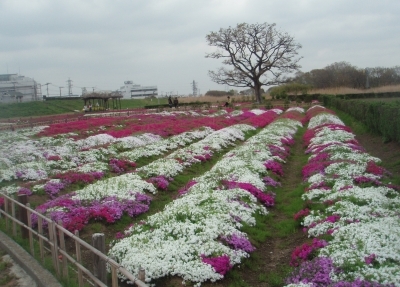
[109,158,136,174]
[147,175,172,190]
[201,254,232,275]
[220,233,255,252]
[290,238,328,267]
[222,180,275,206]
[177,180,197,196]
[263,160,284,176]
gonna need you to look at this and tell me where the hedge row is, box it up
[319,94,400,143]
[327,91,400,100]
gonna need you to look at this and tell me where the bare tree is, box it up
[206,22,302,103]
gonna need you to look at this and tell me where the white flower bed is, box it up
[108,115,303,285]
[293,106,400,286]
[72,173,157,201]
[119,127,214,161]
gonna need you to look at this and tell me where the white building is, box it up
[119,81,158,99]
[0,74,41,103]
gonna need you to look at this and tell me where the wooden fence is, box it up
[0,192,148,287]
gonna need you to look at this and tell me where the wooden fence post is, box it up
[57,221,68,279]
[4,197,9,230]
[49,221,60,276]
[26,203,34,255]
[110,265,118,287]
[18,194,29,239]
[138,266,146,285]
[11,195,16,237]
[92,233,107,286]
[38,216,44,262]
[74,231,84,287]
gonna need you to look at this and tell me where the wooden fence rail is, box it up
[0,192,148,287]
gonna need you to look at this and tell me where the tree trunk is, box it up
[254,82,262,103]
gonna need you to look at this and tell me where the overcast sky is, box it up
[1,0,399,96]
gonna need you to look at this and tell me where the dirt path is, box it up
[230,127,309,287]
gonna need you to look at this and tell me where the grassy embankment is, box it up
[0,98,166,119]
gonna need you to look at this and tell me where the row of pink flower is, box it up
[31,193,152,232]
[38,109,276,139]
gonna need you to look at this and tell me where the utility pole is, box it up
[67,78,73,96]
[43,83,51,97]
[191,80,198,96]
[59,86,64,97]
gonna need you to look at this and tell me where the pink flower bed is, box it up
[31,193,151,232]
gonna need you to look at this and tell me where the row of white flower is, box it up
[108,114,303,286]
[29,111,275,208]
[72,124,253,202]
[136,124,255,178]
[73,124,266,206]
[298,106,400,285]
[0,126,213,185]
[117,127,214,163]
[0,108,269,183]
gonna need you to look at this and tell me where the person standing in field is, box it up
[173,97,179,108]
[168,96,173,108]
[224,96,231,107]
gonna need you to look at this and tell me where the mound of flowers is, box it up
[108,109,304,286]
[31,173,156,232]
[0,109,278,184]
[136,124,257,178]
[286,106,400,286]
[0,130,160,182]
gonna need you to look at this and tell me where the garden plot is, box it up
[286,105,400,287]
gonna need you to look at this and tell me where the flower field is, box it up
[287,106,400,287]
[0,105,399,286]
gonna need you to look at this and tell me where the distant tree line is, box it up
[292,61,400,89]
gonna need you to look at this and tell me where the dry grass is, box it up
[180,85,400,103]
[308,85,400,95]
[178,94,250,104]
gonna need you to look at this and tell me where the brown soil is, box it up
[232,128,309,287]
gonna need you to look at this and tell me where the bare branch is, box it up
[206,22,302,103]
